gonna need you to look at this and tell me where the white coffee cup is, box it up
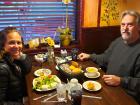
[86,67,98,77]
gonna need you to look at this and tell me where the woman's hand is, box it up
[77,53,90,61]
[102,75,121,86]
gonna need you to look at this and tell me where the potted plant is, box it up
[56,0,73,47]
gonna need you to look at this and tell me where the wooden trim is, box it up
[23,44,80,55]
[97,0,102,27]
[76,0,84,48]
[82,25,120,30]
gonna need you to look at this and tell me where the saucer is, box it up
[84,72,100,79]
[83,80,101,91]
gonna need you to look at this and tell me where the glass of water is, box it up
[56,83,66,102]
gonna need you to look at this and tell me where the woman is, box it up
[0,27,32,105]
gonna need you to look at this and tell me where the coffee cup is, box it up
[86,67,98,77]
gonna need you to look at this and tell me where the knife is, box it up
[33,94,48,100]
[82,95,102,99]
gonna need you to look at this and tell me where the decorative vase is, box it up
[47,46,55,65]
[60,35,72,47]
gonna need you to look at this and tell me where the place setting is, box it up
[34,68,52,77]
[84,67,101,79]
[34,53,48,68]
[32,75,61,92]
[32,49,103,104]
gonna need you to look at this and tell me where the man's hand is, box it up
[102,75,121,86]
[77,53,90,61]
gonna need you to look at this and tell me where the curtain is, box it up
[0,0,76,44]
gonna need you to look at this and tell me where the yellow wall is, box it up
[100,0,122,26]
[83,0,99,27]
[126,0,140,13]
[83,0,140,27]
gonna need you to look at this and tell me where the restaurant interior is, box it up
[0,0,140,54]
[0,0,140,105]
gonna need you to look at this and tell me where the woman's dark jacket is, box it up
[0,53,32,105]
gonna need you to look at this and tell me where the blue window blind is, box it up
[0,0,76,44]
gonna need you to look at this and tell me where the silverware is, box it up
[33,94,48,100]
[43,100,67,103]
[82,95,102,99]
[42,94,57,102]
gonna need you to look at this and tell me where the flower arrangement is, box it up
[44,37,55,64]
[56,0,73,46]
[62,0,71,5]
[57,27,72,40]
[44,37,55,47]
[62,0,71,28]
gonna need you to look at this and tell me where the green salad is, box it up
[33,75,61,91]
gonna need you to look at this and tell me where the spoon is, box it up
[82,95,102,100]
[44,100,67,103]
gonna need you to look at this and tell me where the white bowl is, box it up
[86,67,98,77]
[34,55,45,63]
[34,53,48,63]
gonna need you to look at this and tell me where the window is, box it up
[0,0,77,44]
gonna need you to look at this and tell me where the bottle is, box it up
[69,78,82,105]
[67,78,78,100]
[71,48,79,61]
[61,49,67,58]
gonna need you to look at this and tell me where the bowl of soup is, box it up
[86,67,98,77]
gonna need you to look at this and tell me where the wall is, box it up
[81,26,120,53]
[81,0,140,53]
[83,0,140,27]
[126,0,140,12]
[83,0,99,27]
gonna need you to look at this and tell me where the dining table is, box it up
[26,55,139,105]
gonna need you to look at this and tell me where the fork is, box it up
[33,93,53,101]
[42,94,57,102]
[43,100,67,103]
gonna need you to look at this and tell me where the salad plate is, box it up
[83,81,101,91]
[34,68,52,77]
[33,75,61,91]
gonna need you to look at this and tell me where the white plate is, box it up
[83,81,102,91]
[33,75,61,91]
[84,72,100,79]
[65,56,72,61]
[34,68,52,77]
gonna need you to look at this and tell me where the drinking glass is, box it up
[56,83,66,102]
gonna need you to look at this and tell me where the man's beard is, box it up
[121,30,132,44]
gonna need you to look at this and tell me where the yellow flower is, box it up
[45,37,55,47]
[62,0,71,4]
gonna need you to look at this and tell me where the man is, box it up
[78,10,140,104]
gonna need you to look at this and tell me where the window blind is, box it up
[0,0,76,44]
